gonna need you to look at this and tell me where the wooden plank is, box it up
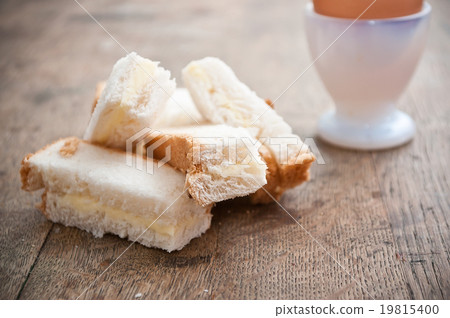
[0,0,113,298]
[371,0,450,299]
[0,0,60,299]
[18,222,218,300]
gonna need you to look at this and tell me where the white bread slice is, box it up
[84,52,175,149]
[182,57,292,138]
[20,138,212,252]
[182,57,315,203]
[141,125,267,206]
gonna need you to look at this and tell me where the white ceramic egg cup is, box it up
[305,2,431,150]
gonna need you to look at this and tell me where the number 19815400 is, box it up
[380,304,439,315]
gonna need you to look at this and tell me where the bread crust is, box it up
[145,131,194,172]
[59,137,80,157]
[20,137,74,191]
[91,81,106,114]
[265,99,274,109]
[36,191,48,218]
[250,147,315,204]
[249,145,280,203]
[20,153,34,191]
[144,131,221,206]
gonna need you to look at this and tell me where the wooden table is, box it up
[1,0,449,300]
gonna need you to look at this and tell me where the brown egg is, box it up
[313,0,423,19]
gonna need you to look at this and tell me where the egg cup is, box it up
[305,2,431,150]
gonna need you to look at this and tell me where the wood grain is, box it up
[205,146,409,299]
[0,0,448,299]
[370,0,450,299]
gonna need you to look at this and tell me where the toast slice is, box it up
[182,57,292,138]
[182,57,315,203]
[20,137,212,252]
[84,52,176,149]
[140,125,268,206]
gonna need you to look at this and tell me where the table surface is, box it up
[1,0,449,300]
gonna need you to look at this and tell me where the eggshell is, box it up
[313,0,423,19]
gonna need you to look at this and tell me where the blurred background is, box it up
[0,0,335,142]
[1,0,448,141]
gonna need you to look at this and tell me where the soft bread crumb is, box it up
[59,138,80,157]
[42,191,212,252]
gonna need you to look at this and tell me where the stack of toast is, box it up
[20,53,315,252]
